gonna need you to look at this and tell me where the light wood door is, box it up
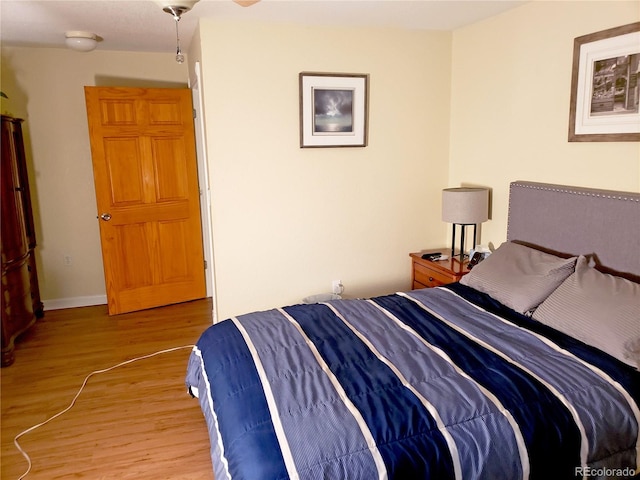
[85,87,206,315]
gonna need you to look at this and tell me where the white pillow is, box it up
[459,241,577,315]
[532,256,640,369]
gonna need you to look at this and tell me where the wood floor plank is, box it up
[1,299,216,479]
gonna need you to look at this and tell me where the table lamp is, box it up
[442,187,489,261]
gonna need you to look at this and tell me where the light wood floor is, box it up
[1,299,216,479]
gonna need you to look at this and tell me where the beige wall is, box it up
[0,47,190,308]
[198,22,452,318]
[449,1,640,249]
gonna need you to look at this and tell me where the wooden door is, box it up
[84,87,206,315]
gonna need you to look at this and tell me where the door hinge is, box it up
[193,108,197,119]
[204,260,208,270]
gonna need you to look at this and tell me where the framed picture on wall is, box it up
[568,22,640,142]
[299,72,369,148]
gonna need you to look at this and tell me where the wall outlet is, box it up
[63,255,72,266]
[332,280,343,295]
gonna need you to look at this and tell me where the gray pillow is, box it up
[532,256,640,369]
[460,241,577,314]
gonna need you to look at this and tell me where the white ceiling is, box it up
[0,0,526,54]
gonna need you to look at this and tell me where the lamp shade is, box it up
[442,187,489,224]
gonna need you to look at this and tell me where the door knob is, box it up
[100,213,112,221]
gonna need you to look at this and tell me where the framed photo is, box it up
[568,22,640,142]
[299,72,369,148]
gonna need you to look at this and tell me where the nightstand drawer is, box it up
[410,250,469,290]
[414,262,453,287]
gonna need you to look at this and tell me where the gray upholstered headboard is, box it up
[507,181,640,282]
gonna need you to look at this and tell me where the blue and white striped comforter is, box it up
[185,284,640,480]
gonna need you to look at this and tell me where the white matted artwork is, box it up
[299,72,369,148]
[569,22,640,142]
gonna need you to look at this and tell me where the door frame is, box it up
[190,61,218,324]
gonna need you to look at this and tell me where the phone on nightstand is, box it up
[468,251,484,269]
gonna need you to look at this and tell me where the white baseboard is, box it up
[42,295,108,311]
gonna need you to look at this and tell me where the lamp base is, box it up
[450,223,477,263]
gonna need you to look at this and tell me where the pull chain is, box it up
[174,16,184,64]
[161,4,192,63]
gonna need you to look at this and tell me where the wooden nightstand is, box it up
[410,249,470,289]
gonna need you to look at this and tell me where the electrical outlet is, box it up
[332,280,343,295]
[63,255,72,266]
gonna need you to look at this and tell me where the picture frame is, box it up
[568,22,640,142]
[299,72,369,148]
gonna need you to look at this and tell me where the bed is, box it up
[185,180,640,480]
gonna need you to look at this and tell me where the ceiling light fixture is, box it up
[157,0,200,64]
[65,31,98,52]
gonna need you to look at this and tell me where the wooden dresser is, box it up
[410,250,469,289]
[1,115,43,367]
